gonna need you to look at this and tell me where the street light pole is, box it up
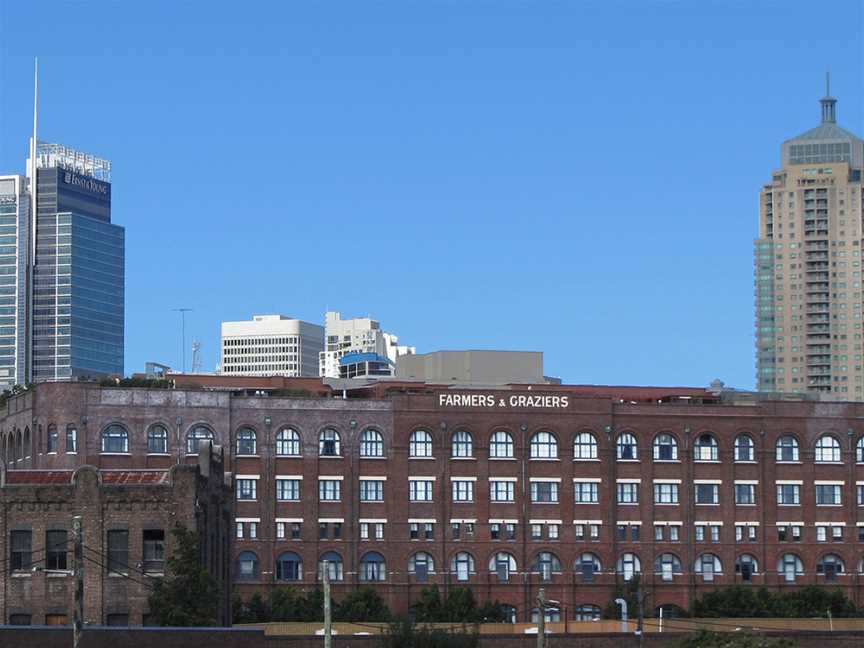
[172,308,192,373]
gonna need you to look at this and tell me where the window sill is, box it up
[735,504,757,507]
[815,504,843,507]
[695,503,720,506]
[359,456,387,460]
[10,573,31,578]
[450,457,476,461]
[815,461,843,465]
[775,461,802,465]
[236,499,259,503]
[66,452,77,455]
[409,457,435,461]
[734,460,757,464]
[490,500,516,504]
[617,460,640,463]
[45,571,70,578]
[654,503,680,507]
[573,458,600,462]
[46,452,57,456]
[236,455,261,459]
[488,457,516,461]
[574,501,600,505]
[653,459,680,463]
[318,456,344,459]
[100,453,131,456]
[276,499,301,503]
[693,460,720,464]
[147,453,171,457]
[616,503,639,506]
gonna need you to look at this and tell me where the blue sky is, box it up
[1,2,862,387]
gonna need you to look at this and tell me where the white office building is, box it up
[319,311,415,378]
[220,315,323,377]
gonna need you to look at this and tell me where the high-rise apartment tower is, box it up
[756,84,864,399]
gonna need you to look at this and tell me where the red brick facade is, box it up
[3,383,864,622]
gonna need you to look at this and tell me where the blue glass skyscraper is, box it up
[29,144,124,381]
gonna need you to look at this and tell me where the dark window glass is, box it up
[9,614,31,625]
[142,530,165,573]
[147,426,168,454]
[46,530,68,570]
[10,530,32,571]
[107,530,129,574]
[106,614,129,626]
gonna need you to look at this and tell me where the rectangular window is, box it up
[815,484,841,506]
[374,523,384,540]
[530,481,559,503]
[574,482,599,503]
[319,480,341,501]
[858,485,864,505]
[695,525,705,542]
[142,529,165,574]
[655,526,664,541]
[490,523,500,540]
[669,526,679,542]
[276,522,286,539]
[710,526,720,543]
[833,526,843,542]
[291,523,301,539]
[590,524,600,540]
[65,426,77,453]
[236,522,244,539]
[360,523,369,540]
[574,524,584,541]
[653,483,679,504]
[360,480,384,502]
[777,484,801,505]
[452,480,474,502]
[617,483,638,504]
[695,484,719,505]
[451,522,461,539]
[735,484,755,505]
[236,478,257,501]
[276,479,301,501]
[531,524,542,540]
[817,526,828,542]
[548,524,559,539]
[490,481,514,502]
[749,526,757,541]
[45,530,68,571]
[409,480,433,502]
[107,530,129,574]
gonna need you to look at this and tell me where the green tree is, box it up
[692,585,860,619]
[411,586,445,622]
[604,575,641,620]
[148,525,220,626]
[382,617,479,648]
[336,587,391,622]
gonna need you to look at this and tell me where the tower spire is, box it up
[29,58,38,179]
[820,71,836,124]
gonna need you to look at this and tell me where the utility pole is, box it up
[323,560,332,648]
[536,588,546,648]
[73,515,83,648]
[636,585,645,648]
[172,308,192,373]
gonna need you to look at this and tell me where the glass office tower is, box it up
[0,176,30,391]
[30,144,124,381]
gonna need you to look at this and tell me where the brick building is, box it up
[2,381,864,622]
[0,420,232,627]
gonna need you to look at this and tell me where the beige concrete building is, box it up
[395,349,552,385]
[220,315,323,377]
[756,86,864,399]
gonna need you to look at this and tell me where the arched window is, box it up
[237,551,258,580]
[815,435,841,463]
[616,553,641,580]
[653,433,678,461]
[276,552,302,581]
[734,435,754,462]
[654,553,682,580]
[319,551,343,582]
[574,605,601,621]
[857,436,864,463]
[735,554,759,580]
[47,425,58,453]
[573,432,598,460]
[575,553,602,580]
[817,554,845,580]
[236,428,257,455]
[694,434,719,461]
[360,429,384,458]
[530,607,561,623]
[66,426,77,453]
[276,428,300,456]
[147,425,168,454]
[408,552,435,577]
[101,425,129,454]
[488,552,517,581]
[359,552,386,582]
[776,435,799,462]
[694,553,722,581]
[409,430,433,458]
[319,429,341,457]
[777,554,803,582]
[451,431,473,458]
[489,431,513,458]
[531,551,561,581]
[617,433,638,460]
[500,605,517,624]
[451,551,475,581]
[530,431,558,459]
[186,426,214,454]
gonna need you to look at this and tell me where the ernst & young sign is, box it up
[438,393,570,409]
